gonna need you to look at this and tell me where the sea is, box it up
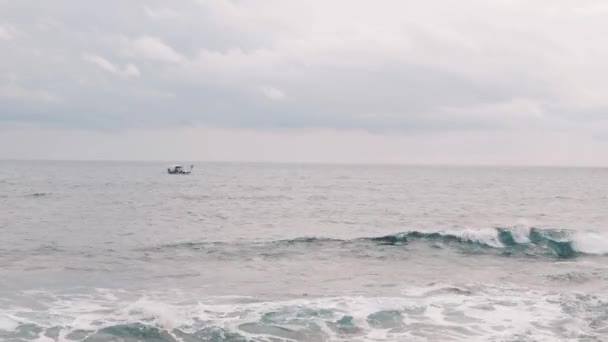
[1,161,607,342]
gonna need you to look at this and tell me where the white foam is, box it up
[2,285,607,341]
[125,298,189,330]
[438,228,503,247]
[571,231,608,254]
[425,227,608,255]
[0,314,20,331]
[508,225,533,244]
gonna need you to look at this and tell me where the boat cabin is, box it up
[167,164,192,174]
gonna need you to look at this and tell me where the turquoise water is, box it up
[1,161,608,341]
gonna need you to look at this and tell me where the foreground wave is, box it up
[158,227,608,259]
[1,285,606,342]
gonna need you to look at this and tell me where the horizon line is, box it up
[1,158,607,169]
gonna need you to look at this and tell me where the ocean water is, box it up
[1,161,608,342]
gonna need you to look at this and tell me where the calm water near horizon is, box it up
[1,161,608,341]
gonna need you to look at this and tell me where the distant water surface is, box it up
[1,161,607,341]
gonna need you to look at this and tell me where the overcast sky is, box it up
[1,0,608,165]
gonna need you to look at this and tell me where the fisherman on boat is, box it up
[167,164,193,175]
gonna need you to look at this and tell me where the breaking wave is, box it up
[1,285,607,341]
[157,227,608,259]
[367,227,607,258]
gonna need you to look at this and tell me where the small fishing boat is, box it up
[167,164,193,175]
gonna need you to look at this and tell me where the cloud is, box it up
[84,54,118,73]
[128,36,183,63]
[0,83,62,104]
[0,24,15,40]
[260,86,285,101]
[144,6,179,20]
[2,0,608,164]
[123,64,140,77]
[83,54,140,77]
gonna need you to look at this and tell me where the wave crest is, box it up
[370,227,607,258]
[153,228,608,259]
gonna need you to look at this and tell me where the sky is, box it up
[1,0,608,165]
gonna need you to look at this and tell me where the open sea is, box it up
[1,161,608,342]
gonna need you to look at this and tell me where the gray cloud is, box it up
[1,0,608,137]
